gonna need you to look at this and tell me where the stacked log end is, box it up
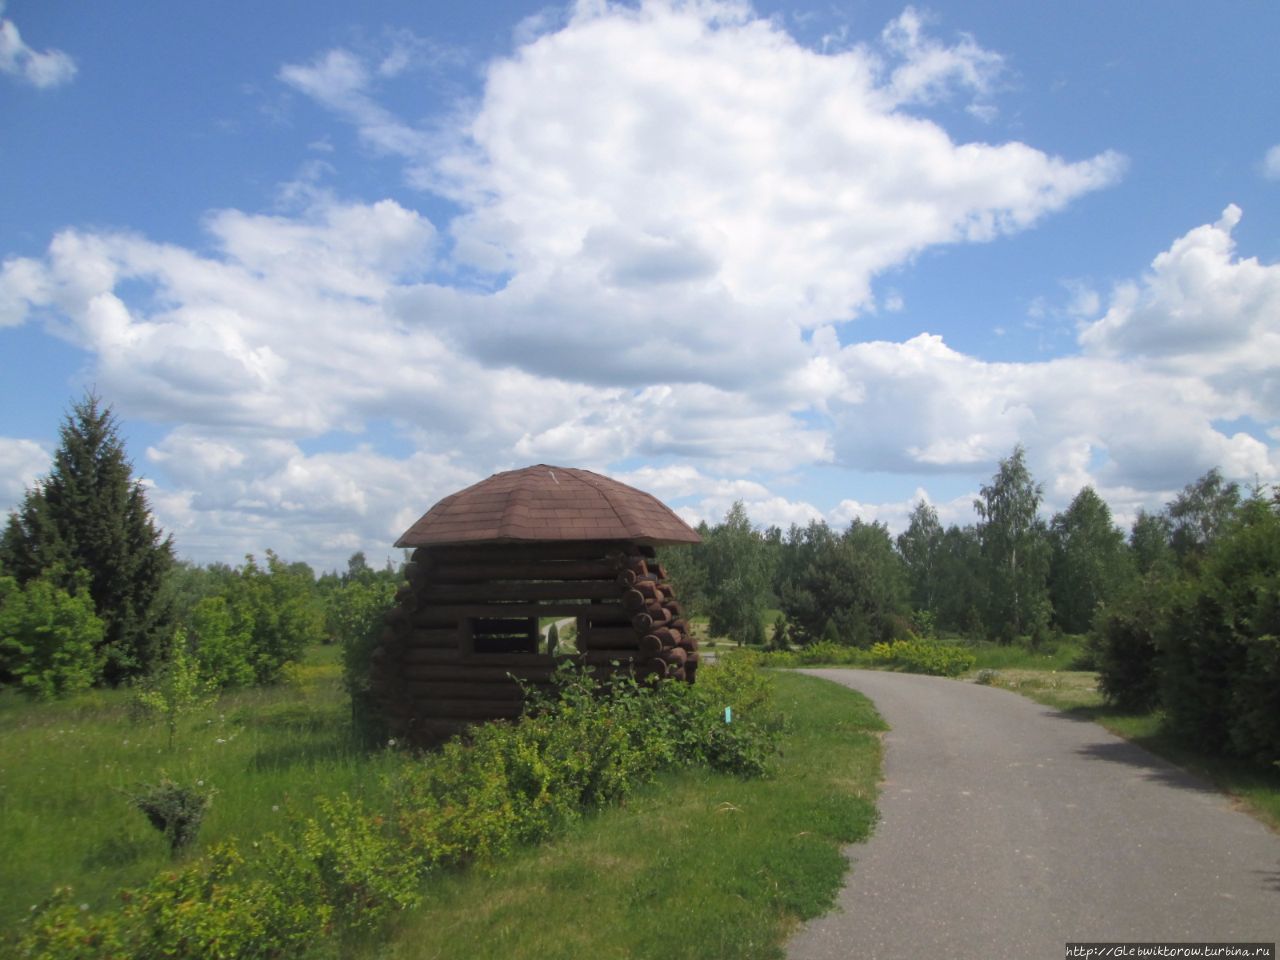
[368,540,698,748]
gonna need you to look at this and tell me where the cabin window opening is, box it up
[469,617,539,655]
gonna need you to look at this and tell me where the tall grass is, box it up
[0,645,399,928]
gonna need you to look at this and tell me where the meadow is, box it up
[0,648,886,959]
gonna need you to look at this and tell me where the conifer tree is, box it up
[1,393,174,683]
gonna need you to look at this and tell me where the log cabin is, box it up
[370,464,702,746]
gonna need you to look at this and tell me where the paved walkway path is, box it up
[787,670,1280,960]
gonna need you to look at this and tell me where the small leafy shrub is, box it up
[129,628,217,749]
[868,639,975,677]
[132,778,213,856]
[293,794,422,932]
[975,668,1000,685]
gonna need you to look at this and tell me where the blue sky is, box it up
[2,0,1278,570]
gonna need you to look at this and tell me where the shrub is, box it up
[0,570,104,698]
[132,778,214,857]
[1090,578,1170,711]
[867,639,975,677]
[129,628,217,750]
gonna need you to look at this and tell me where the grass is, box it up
[979,667,1280,830]
[376,670,885,960]
[2,652,886,958]
[0,643,401,929]
[962,635,1089,672]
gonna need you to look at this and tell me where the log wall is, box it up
[370,539,699,747]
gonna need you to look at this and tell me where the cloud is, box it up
[0,6,76,89]
[0,437,51,511]
[1079,205,1280,421]
[287,1,1121,394]
[1262,144,1280,181]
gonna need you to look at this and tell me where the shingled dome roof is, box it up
[395,465,702,548]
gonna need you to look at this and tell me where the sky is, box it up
[2,0,1278,572]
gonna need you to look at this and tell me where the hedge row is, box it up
[755,637,975,677]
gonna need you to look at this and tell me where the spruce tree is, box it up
[1,393,174,683]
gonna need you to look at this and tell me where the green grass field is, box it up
[0,645,402,929]
[1,652,886,958]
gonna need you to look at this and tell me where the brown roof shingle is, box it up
[394,464,702,547]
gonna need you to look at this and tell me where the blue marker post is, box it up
[724,706,732,724]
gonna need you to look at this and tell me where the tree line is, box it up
[0,394,397,699]
[663,445,1264,651]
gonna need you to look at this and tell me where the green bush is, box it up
[1160,499,1280,761]
[867,639,976,677]
[132,778,214,857]
[0,570,104,699]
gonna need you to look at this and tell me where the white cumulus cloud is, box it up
[0,5,76,89]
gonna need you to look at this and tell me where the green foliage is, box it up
[129,628,217,750]
[329,572,397,745]
[1129,508,1174,576]
[897,499,943,613]
[700,502,772,646]
[782,518,907,647]
[1091,577,1170,711]
[1160,496,1280,761]
[867,638,976,677]
[932,524,987,637]
[187,596,256,688]
[0,392,174,684]
[1167,467,1241,564]
[132,778,213,857]
[290,793,423,932]
[1048,486,1134,634]
[228,551,325,684]
[11,657,782,959]
[974,445,1051,643]
[0,569,104,698]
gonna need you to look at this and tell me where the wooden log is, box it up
[419,580,622,602]
[420,541,637,564]
[413,698,525,720]
[427,560,623,583]
[579,628,641,651]
[642,657,669,678]
[412,601,626,623]
[631,607,672,633]
[401,663,560,684]
[407,681,534,701]
[403,646,463,665]
[580,649,640,666]
[660,647,688,667]
[408,627,459,648]
[407,719,473,743]
[675,634,698,652]
[637,634,675,660]
[582,624,640,645]
[668,666,687,683]
[651,626,680,645]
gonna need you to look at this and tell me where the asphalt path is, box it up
[786,669,1280,960]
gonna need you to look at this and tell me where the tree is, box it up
[933,525,986,637]
[701,502,771,646]
[974,445,1050,643]
[225,551,325,684]
[1048,487,1133,634]
[1167,467,1241,563]
[1,393,174,683]
[1129,508,1173,576]
[0,568,104,698]
[782,519,907,647]
[897,500,943,614]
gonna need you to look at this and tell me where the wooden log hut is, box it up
[370,464,702,746]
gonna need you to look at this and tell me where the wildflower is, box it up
[79,903,89,912]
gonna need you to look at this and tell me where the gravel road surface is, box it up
[786,669,1280,960]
